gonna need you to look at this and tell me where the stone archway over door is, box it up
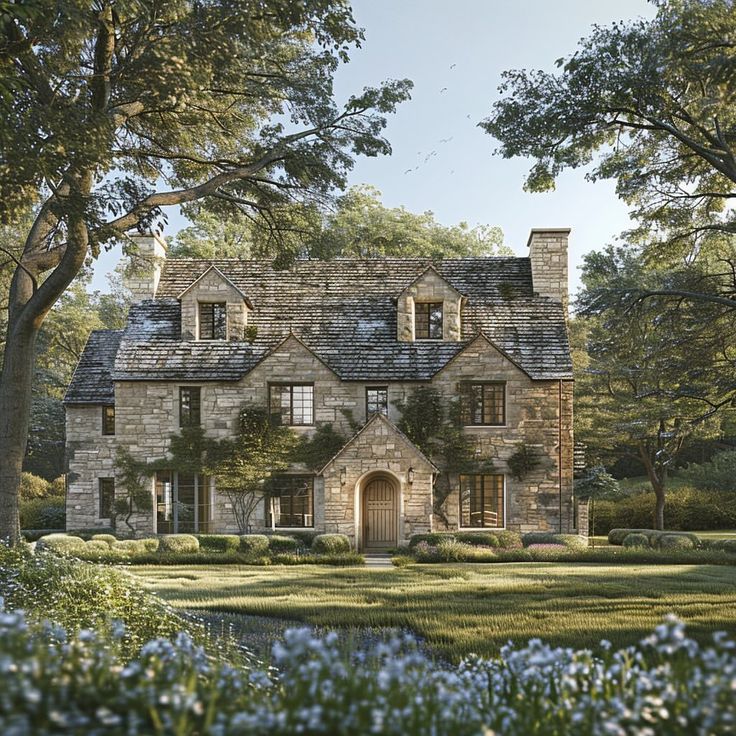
[363,477,398,550]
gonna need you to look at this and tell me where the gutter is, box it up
[558,379,563,534]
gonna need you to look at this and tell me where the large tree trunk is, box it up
[638,441,667,531]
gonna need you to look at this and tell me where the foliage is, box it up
[574,466,621,501]
[680,449,736,491]
[521,533,587,549]
[172,184,510,260]
[35,533,87,555]
[19,496,64,530]
[292,423,347,470]
[197,534,240,554]
[289,530,321,548]
[18,472,49,500]
[660,534,696,551]
[455,531,500,548]
[506,443,541,481]
[205,407,297,533]
[594,487,736,535]
[0,544,181,652]
[623,533,651,549]
[159,535,200,554]
[267,535,299,553]
[113,448,153,534]
[408,531,522,550]
[239,535,270,555]
[312,533,351,554]
[408,533,456,548]
[482,0,736,254]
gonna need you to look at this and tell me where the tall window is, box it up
[415,302,443,339]
[269,384,314,426]
[460,382,505,426]
[366,386,389,417]
[155,470,211,533]
[102,405,115,435]
[459,474,504,528]
[199,302,227,340]
[269,475,314,528]
[179,387,201,427]
[99,477,115,518]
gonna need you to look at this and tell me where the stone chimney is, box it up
[527,228,570,314]
[123,232,168,301]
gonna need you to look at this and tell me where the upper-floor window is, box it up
[199,302,227,340]
[180,387,201,427]
[269,475,314,528]
[99,477,115,518]
[269,383,314,426]
[461,382,505,426]
[459,474,504,528]
[366,386,388,417]
[102,405,115,435]
[415,302,443,339]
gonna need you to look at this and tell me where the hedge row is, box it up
[408,531,587,550]
[593,486,736,534]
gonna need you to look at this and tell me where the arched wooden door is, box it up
[363,477,398,550]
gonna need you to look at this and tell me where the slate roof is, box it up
[65,256,573,404]
[64,330,124,404]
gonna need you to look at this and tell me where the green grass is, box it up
[131,562,736,660]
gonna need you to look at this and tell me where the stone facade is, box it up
[65,228,583,547]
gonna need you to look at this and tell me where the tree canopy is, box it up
[171,185,509,260]
[482,0,736,256]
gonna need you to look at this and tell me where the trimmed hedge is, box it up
[90,534,118,546]
[522,533,587,550]
[36,533,87,555]
[660,534,696,551]
[197,534,240,553]
[19,496,65,530]
[290,530,321,548]
[239,534,269,554]
[268,535,299,552]
[158,534,199,554]
[409,533,456,548]
[312,533,351,554]
[609,528,702,549]
[623,533,650,548]
[409,531,523,550]
[455,532,500,548]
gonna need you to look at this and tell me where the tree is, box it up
[574,246,723,529]
[574,466,621,544]
[206,407,296,533]
[482,0,736,258]
[0,0,411,542]
[171,185,510,260]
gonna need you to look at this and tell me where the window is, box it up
[459,474,504,528]
[198,302,227,340]
[99,478,115,518]
[102,405,115,435]
[460,382,505,426]
[155,471,211,533]
[269,384,314,426]
[415,302,443,339]
[366,386,389,417]
[269,475,314,528]
[179,387,201,427]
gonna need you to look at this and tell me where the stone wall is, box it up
[528,229,570,313]
[122,233,167,302]
[396,267,463,341]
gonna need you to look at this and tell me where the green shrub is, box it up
[268,534,299,552]
[49,475,66,496]
[623,533,650,548]
[197,534,240,553]
[608,528,655,545]
[19,471,50,499]
[67,527,115,541]
[21,529,65,542]
[19,495,65,530]
[140,537,160,553]
[522,532,587,549]
[270,552,364,566]
[159,534,199,554]
[85,540,113,555]
[708,538,736,553]
[91,533,118,546]
[494,530,523,549]
[679,449,736,491]
[290,530,320,548]
[409,533,456,548]
[455,531,500,547]
[112,539,150,556]
[239,534,269,555]
[312,533,351,554]
[36,533,87,555]
[660,534,696,551]
[392,555,415,567]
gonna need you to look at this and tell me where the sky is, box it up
[91,0,655,297]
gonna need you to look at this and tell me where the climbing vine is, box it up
[114,448,153,535]
[506,443,541,481]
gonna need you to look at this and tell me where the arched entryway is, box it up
[361,475,399,550]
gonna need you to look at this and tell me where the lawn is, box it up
[131,562,736,660]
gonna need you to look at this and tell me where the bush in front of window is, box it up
[159,534,200,554]
[521,533,588,550]
[312,533,351,554]
[196,534,240,554]
[239,534,270,555]
[455,531,500,548]
[290,530,320,548]
[267,534,299,552]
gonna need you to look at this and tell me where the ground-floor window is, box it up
[99,477,115,518]
[155,471,211,533]
[268,475,314,528]
[459,474,504,528]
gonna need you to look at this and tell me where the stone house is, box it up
[64,228,584,549]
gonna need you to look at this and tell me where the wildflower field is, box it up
[131,562,736,659]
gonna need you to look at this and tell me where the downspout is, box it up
[558,379,563,534]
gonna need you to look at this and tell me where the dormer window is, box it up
[415,302,443,340]
[199,302,227,340]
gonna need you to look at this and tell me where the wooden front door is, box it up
[363,478,398,550]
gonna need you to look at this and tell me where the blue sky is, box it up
[92,0,654,297]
